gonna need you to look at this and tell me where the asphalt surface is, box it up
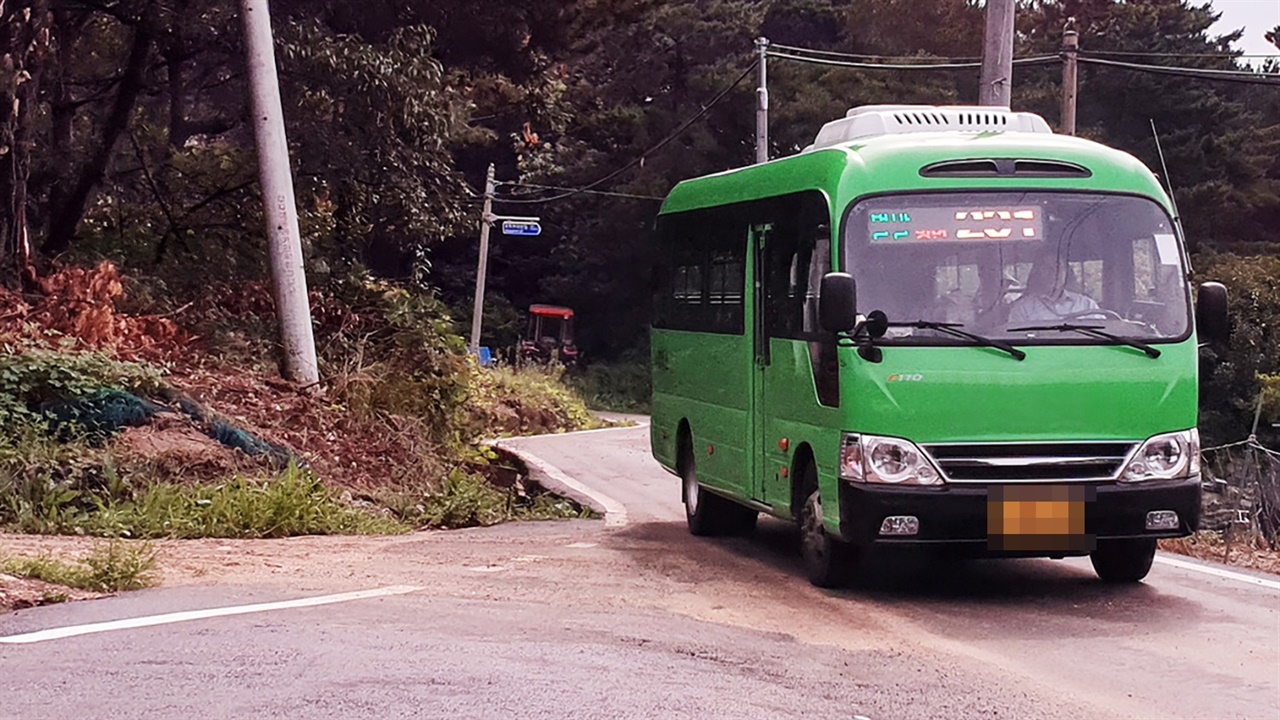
[1,421,1278,719]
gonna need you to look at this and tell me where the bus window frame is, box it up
[837,188,1195,347]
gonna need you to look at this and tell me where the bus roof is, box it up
[659,128,1170,217]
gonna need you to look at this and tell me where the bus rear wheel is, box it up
[798,466,853,588]
[680,444,757,537]
[1090,538,1157,583]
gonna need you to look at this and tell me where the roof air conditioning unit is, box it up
[804,104,1052,152]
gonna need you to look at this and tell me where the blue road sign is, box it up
[502,220,542,237]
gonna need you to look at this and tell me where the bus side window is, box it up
[653,208,746,335]
[764,193,829,340]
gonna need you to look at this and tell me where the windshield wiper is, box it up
[1007,323,1161,359]
[888,320,1026,361]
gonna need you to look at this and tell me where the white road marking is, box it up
[1154,554,1280,591]
[467,566,507,573]
[507,446,630,527]
[565,542,598,549]
[0,585,423,645]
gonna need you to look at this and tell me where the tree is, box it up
[1018,1,1280,251]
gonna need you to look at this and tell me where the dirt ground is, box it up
[1159,533,1280,574]
[0,573,102,612]
[2,524,1277,616]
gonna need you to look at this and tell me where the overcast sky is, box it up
[1209,0,1279,56]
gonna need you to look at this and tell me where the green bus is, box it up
[649,104,1229,586]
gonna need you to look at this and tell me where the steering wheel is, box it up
[1061,308,1125,322]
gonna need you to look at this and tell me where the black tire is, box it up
[1090,538,1157,583]
[798,464,854,588]
[679,436,758,537]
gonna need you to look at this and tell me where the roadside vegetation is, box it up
[1,541,158,594]
[565,355,652,414]
[0,265,597,555]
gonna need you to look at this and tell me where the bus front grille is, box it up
[923,442,1136,483]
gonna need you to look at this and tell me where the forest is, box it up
[0,0,1278,441]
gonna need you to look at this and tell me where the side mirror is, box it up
[820,273,858,332]
[1196,281,1229,346]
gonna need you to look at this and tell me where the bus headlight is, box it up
[840,434,943,486]
[1120,429,1200,482]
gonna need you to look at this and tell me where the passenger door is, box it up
[753,194,838,514]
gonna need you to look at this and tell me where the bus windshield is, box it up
[842,191,1192,345]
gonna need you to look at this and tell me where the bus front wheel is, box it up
[1090,538,1157,583]
[799,467,853,588]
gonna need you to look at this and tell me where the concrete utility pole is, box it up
[978,0,1016,106]
[240,0,319,385]
[755,37,769,164]
[1060,24,1079,135]
[469,164,496,357]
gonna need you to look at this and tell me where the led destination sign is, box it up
[868,206,1042,243]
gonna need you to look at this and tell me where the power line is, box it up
[766,48,1060,71]
[768,43,982,62]
[492,60,759,205]
[1083,49,1280,60]
[496,182,664,201]
[1076,55,1280,86]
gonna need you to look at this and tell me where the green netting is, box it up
[209,419,296,466]
[40,389,161,443]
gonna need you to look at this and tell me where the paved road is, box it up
[1,423,1278,719]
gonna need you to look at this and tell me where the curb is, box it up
[492,439,630,528]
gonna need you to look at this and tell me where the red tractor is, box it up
[519,304,580,367]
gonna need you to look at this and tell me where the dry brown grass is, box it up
[1160,531,1280,575]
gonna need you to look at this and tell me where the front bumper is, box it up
[837,476,1201,555]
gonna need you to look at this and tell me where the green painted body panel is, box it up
[838,340,1197,442]
[651,330,752,495]
[652,128,1194,537]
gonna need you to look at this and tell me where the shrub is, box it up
[0,346,165,431]
[320,274,472,445]
[0,446,406,538]
[1195,252,1280,445]
[464,364,599,438]
[566,357,651,413]
[1,541,158,592]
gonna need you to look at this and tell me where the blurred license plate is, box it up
[988,485,1093,552]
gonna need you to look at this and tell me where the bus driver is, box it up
[1007,252,1100,324]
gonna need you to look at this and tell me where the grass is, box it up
[379,468,594,530]
[1,541,158,592]
[467,364,602,437]
[0,449,409,538]
[86,470,410,539]
[0,431,587,538]
[565,358,651,414]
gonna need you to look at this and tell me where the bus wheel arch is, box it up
[790,444,816,521]
[793,447,854,587]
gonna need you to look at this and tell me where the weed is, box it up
[381,467,593,530]
[1,541,158,592]
[565,358,651,413]
[0,453,408,539]
[466,364,600,438]
[0,347,165,431]
[89,467,409,539]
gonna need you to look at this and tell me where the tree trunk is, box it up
[1,1,48,290]
[42,20,152,257]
